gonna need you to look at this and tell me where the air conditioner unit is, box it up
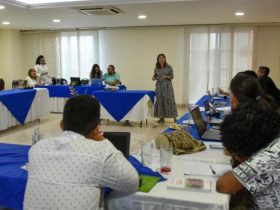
[74,6,124,16]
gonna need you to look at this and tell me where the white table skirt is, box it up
[49,95,154,123]
[0,88,50,131]
[106,142,231,210]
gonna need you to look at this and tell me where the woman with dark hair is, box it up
[152,53,178,123]
[34,55,49,84]
[216,99,280,209]
[90,64,103,79]
[229,74,276,110]
[25,68,40,87]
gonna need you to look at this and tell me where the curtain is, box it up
[22,30,99,81]
[60,31,99,80]
[187,26,254,103]
[22,32,61,77]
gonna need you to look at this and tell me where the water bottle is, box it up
[32,127,42,145]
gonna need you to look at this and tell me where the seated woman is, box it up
[229,73,276,110]
[103,64,121,86]
[90,64,103,79]
[216,98,280,209]
[219,70,258,96]
[25,68,40,87]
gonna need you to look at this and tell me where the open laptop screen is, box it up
[190,106,207,138]
[103,132,130,159]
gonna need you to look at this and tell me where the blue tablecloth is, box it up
[36,85,126,98]
[165,95,230,141]
[0,142,164,210]
[0,89,37,124]
[93,90,156,122]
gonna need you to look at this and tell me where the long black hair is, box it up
[90,64,102,79]
[35,55,45,65]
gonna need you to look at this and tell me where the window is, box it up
[188,26,254,103]
[60,31,99,80]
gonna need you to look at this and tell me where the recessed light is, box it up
[52,19,61,23]
[235,12,245,16]
[2,21,10,25]
[138,15,147,20]
[0,5,5,10]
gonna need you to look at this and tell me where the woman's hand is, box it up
[161,75,171,80]
[152,76,156,81]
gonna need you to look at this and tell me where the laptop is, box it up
[70,77,81,86]
[103,132,130,159]
[91,78,103,86]
[190,106,221,141]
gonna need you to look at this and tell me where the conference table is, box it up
[0,95,231,210]
[106,95,232,210]
[0,88,50,131]
[37,85,155,125]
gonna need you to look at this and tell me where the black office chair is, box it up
[103,132,130,159]
[12,80,19,89]
[0,78,4,91]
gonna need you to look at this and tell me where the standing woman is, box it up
[34,55,49,84]
[90,64,103,79]
[152,53,178,123]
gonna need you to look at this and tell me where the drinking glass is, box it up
[141,142,153,165]
[160,143,173,174]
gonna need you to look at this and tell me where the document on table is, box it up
[184,161,232,177]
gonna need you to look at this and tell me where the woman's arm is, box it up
[216,171,244,193]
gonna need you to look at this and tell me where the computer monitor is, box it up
[70,77,81,86]
[103,132,130,159]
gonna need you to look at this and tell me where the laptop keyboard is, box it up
[203,130,221,140]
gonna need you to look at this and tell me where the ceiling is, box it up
[0,0,280,30]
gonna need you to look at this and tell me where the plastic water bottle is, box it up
[32,127,42,145]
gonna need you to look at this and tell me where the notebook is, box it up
[184,161,232,177]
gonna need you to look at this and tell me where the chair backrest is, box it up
[103,132,130,159]
[12,80,19,89]
[0,78,4,91]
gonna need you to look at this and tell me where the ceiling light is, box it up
[0,5,5,10]
[52,19,61,23]
[235,12,245,16]
[138,15,147,20]
[13,0,80,4]
[2,21,10,25]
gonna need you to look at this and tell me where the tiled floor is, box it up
[0,107,187,154]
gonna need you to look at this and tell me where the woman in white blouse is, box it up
[25,68,40,87]
[34,55,49,84]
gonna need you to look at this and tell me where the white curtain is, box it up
[60,31,99,81]
[22,32,61,77]
[22,30,99,82]
[187,26,254,103]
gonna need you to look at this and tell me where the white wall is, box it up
[99,27,186,104]
[254,26,280,86]
[0,29,23,89]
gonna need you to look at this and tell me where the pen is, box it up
[209,165,216,175]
